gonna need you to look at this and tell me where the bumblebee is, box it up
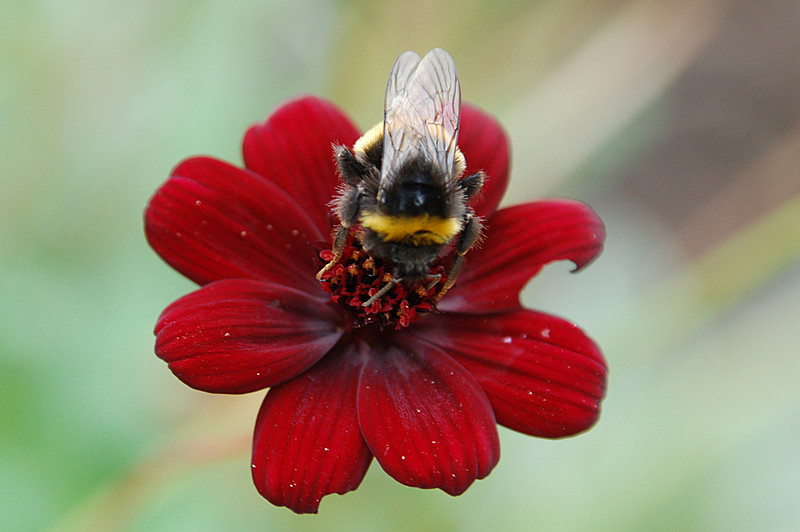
[318,48,485,305]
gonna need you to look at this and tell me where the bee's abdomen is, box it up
[359,212,460,246]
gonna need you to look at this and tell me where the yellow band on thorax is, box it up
[360,212,460,245]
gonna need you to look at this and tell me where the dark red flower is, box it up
[145,96,607,513]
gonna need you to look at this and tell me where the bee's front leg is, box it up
[316,224,351,279]
[316,185,362,279]
[435,211,483,302]
[458,170,485,200]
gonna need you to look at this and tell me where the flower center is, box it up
[317,241,446,330]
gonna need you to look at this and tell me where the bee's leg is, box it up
[362,276,401,307]
[434,212,483,302]
[433,172,485,300]
[335,145,368,186]
[435,254,466,303]
[458,171,485,200]
[424,273,442,291]
[316,224,350,279]
[317,185,362,279]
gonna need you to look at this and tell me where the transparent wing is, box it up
[382,48,461,192]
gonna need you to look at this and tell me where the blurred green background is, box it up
[2,1,799,530]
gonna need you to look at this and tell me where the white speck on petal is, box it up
[502,336,513,344]
[541,328,551,338]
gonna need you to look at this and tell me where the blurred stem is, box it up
[505,0,728,195]
[609,191,800,366]
[688,192,800,313]
[679,120,800,254]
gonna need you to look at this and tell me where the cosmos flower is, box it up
[145,95,607,514]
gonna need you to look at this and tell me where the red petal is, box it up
[252,344,372,514]
[414,310,607,438]
[357,338,500,495]
[154,279,342,394]
[145,156,326,292]
[242,96,361,235]
[459,103,510,219]
[439,199,605,313]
